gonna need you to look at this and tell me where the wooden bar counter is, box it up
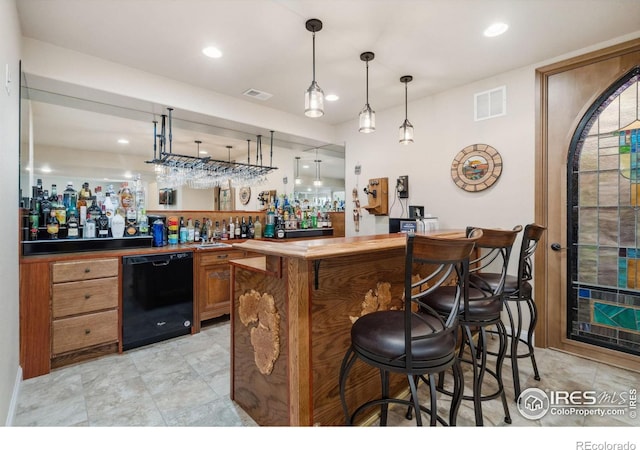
[230,230,464,426]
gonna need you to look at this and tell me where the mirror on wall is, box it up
[19,74,345,211]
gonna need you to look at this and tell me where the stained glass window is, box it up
[568,67,640,355]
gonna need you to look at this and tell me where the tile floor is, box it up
[12,317,640,429]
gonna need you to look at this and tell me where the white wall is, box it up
[337,65,535,239]
[0,0,22,426]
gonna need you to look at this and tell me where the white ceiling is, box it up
[15,0,640,183]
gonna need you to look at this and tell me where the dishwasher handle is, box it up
[123,252,192,266]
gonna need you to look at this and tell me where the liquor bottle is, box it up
[228,216,235,240]
[234,216,241,239]
[96,205,110,238]
[39,190,51,228]
[187,218,195,242]
[55,194,67,226]
[29,199,39,241]
[207,218,214,241]
[120,182,134,211]
[240,216,247,239]
[200,218,208,243]
[62,181,77,217]
[87,199,101,222]
[179,217,188,244]
[134,173,145,214]
[276,216,285,239]
[103,192,116,227]
[138,209,149,236]
[212,221,220,240]
[111,211,125,238]
[248,216,254,239]
[194,219,200,242]
[84,215,96,239]
[221,220,229,241]
[254,216,262,239]
[125,206,138,237]
[94,185,105,208]
[66,207,80,239]
[47,210,59,239]
[77,182,91,226]
[49,184,58,203]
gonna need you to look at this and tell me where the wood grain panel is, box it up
[20,261,51,379]
[52,277,118,318]
[52,258,118,283]
[52,309,118,355]
[310,248,407,425]
[232,265,289,426]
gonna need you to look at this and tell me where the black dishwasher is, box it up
[122,251,193,351]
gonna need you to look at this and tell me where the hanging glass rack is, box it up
[146,108,278,189]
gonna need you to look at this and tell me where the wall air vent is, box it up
[474,85,506,121]
[242,88,273,101]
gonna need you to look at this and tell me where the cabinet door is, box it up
[197,251,244,321]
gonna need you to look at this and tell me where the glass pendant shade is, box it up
[305,81,324,118]
[399,119,414,145]
[359,104,375,133]
[304,19,324,118]
[359,52,376,133]
[294,156,302,185]
[399,75,414,144]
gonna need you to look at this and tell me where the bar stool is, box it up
[419,226,521,426]
[470,223,546,400]
[338,231,480,426]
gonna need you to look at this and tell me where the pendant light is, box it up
[304,19,324,118]
[313,148,322,186]
[399,75,414,145]
[359,52,376,133]
[294,156,302,185]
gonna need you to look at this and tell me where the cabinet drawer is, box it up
[52,277,118,318]
[52,310,118,355]
[199,251,246,266]
[52,258,119,283]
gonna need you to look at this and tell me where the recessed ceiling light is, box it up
[117,138,129,144]
[302,164,310,169]
[41,166,52,173]
[326,94,339,101]
[202,46,223,58]
[484,22,509,37]
[199,150,208,155]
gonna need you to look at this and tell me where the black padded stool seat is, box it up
[467,223,546,401]
[415,225,522,426]
[339,231,480,426]
[351,310,456,369]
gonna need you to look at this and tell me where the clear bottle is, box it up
[111,211,125,238]
[125,206,138,237]
[248,216,254,239]
[119,182,134,217]
[187,218,195,243]
[213,221,221,241]
[200,218,208,242]
[254,215,262,239]
[138,208,149,236]
[228,216,235,240]
[193,219,200,242]
[221,219,229,241]
[55,194,67,226]
[103,192,116,227]
[234,216,241,239]
[134,173,145,213]
[84,215,96,239]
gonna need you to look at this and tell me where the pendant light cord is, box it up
[312,31,316,82]
[404,81,408,120]
[365,60,369,106]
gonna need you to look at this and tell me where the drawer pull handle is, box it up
[84,294,91,299]
[217,254,229,259]
[84,329,91,335]
[84,268,91,273]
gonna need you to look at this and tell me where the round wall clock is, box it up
[451,144,502,192]
[239,187,251,205]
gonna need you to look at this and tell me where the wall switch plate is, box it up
[397,175,409,198]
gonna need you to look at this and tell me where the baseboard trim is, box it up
[5,365,22,427]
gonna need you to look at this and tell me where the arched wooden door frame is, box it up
[535,38,640,371]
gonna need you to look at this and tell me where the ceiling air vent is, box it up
[243,88,273,101]
[474,85,506,121]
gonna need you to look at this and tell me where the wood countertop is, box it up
[231,229,465,260]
